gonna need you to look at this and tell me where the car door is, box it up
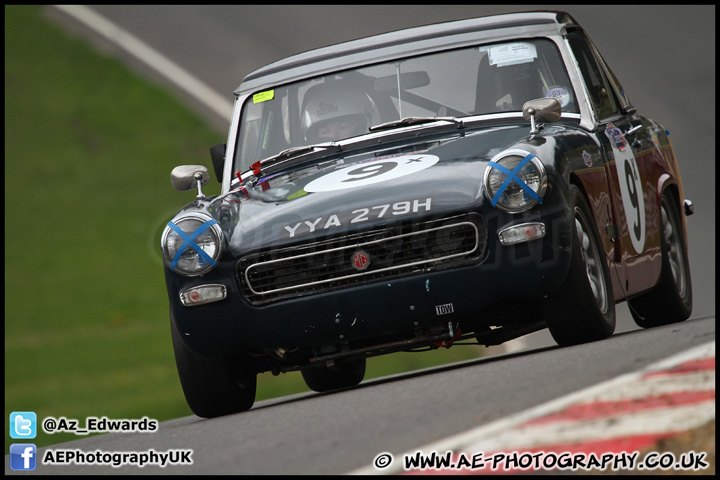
[566,30,659,297]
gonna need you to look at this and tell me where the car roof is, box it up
[235,10,580,96]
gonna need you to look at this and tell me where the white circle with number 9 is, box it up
[613,148,646,254]
[304,154,439,192]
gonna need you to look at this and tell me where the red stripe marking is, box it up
[522,390,715,425]
[643,357,715,378]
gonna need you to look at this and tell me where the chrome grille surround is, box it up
[237,213,486,305]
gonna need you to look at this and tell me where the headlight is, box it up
[161,212,223,276]
[484,149,547,213]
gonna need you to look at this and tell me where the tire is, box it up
[628,193,692,327]
[301,358,366,393]
[543,185,615,346]
[171,320,256,418]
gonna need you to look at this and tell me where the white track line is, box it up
[53,5,233,120]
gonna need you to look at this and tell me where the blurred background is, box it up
[5,5,714,451]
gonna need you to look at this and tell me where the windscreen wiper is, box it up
[369,116,464,132]
[248,143,342,178]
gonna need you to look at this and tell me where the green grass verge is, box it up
[4,5,484,452]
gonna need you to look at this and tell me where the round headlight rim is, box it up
[161,212,223,277]
[483,148,548,214]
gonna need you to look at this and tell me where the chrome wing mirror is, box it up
[522,98,562,135]
[171,165,209,199]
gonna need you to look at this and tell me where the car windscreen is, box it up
[234,38,577,174]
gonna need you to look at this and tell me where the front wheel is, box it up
[171,319,257,418]
[301,358,366,393]
[543,185,615,346]
[628,193,692,327]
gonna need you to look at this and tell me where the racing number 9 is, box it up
[342,162,397,182]
[615,151,645,254]
[624,159,642,240]
[304,154,439,193]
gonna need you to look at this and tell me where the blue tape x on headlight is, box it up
[167,219,219,270]
[488,153,543,207]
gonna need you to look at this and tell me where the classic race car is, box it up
[161,10,693,417]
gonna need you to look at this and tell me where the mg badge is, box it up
[351,251,370,271]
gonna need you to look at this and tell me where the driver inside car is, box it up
[301,81,376,144]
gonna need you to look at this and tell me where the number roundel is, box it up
[606,124,645,253]
[304,154,439,192]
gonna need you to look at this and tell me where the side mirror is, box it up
[621,104,637,116]
[210,143,226,182]
[522,98,562,134]
[171,165,209,199]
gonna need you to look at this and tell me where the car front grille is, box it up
[237,213,487,305]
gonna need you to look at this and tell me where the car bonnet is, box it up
[215,123,531,256]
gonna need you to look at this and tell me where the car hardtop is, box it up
[234,10,581,97]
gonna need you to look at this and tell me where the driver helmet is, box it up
[301,82,375,143]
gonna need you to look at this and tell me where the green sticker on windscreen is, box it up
[253,90,275,104]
